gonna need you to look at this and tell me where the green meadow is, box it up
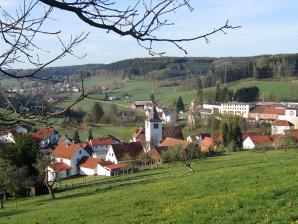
[1,150,297,224]
[45,77,298,140]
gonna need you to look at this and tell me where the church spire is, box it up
[150,106,161,122]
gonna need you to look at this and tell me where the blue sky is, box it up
[2,0,298,67]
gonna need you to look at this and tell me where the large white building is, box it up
[220,102,255,118]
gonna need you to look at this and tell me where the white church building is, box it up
[145,106,163,148]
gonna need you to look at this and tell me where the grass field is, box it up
[228,79,298,101]
[1,150,297,224]
[81,77,298,110]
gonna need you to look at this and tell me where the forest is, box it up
[7,53,298,90]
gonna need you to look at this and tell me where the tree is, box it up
[234,86,260,102]
[176,96,185,113]
[214,84,221,102]
[197,88,204,103]
[233,126,243,150]
[91,102,104,123]
[88,129,93,141]
[150,93,155,102]
[222,123,229,147]
[35,155,56,199]
[109,104,118,116]
[104,93,109,101]
[0,1,238,125]
[273,136,296,151]
[73,130,81,143]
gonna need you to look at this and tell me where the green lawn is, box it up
[1,150,297,224]
[228,79,298,101]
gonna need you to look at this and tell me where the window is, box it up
[154,123,159,129]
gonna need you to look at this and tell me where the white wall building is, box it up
[50,143,90,179]
[203,103,221,114]
[220,102,255,118]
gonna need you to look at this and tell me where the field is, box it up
[1,150,297,224]
[43,77,298,141]
[79,77,298,109]
[228,79,298,101]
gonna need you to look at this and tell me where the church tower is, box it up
[145,106,162,147]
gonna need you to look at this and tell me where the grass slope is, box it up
[1,150,297,224]
[228,79,298,101]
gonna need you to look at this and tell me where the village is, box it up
[1,97,297,183]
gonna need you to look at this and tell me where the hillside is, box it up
[1,150,297,224]
[9,53,298,90]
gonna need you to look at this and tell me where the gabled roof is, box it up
[31,128,55,141]
[80,157,111,168]
[250,108,285,115]
[51,143,85,159]
[247,135,273,145]
[49,162,71,172]
[111,142,144,161]
[159,137,189,150]
[90,137,113,146]
[272,120,294,127]
[242,131,260,140]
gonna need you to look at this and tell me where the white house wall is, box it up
[243,137,255,150]
[97,165,111,176]
[106,146,118,164]
[80,167,96,176]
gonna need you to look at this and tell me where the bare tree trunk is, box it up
[46,183,56,199]
[0,198,3,209]
[45,170,56,199]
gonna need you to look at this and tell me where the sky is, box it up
[1,0,298,68]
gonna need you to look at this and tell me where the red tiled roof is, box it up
[51,143,84,159]
[90,138,112,146]
[104,163,123,170]
[49,162,71,172]
[242,132,260,140]
[248,135,273,145]
[31,128,55,141]
[250,108,285,115]
[272,120,293,126]
[80,157,114,169]
[80,157,101,169]
[201,137,213,151]
[159,137,189,150]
